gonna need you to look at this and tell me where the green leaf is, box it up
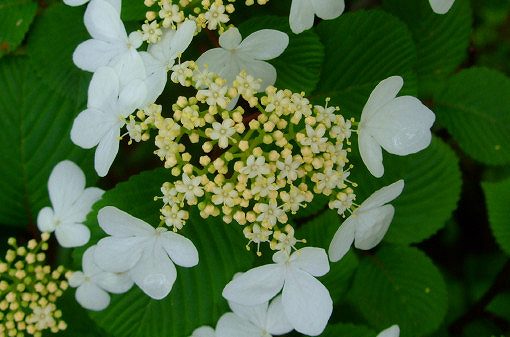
[434,67,510,165]
[121,0,147,21]
[349,246,448,337]
[75,168,254,337]
[297,210,359,303]
[28,3,90,105]
[382,0,472,94]
[0,0,37,57]
[0,57,93,227]
[487,291,510,321]
[351,137,462,245]
[482,177,510,255]
[314,10,417,116]
[237,15,324,94]
[320,323,376,337]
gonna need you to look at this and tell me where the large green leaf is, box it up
[0,0,37,57]
[350,137,462,245]
[28,3,90,105]
[349,246,448,337]
[382,0,471,95]
[320,323,376,337]
[0,57,93,227]
[434,67,510,165]
[314,10,417,116]
[75,168,254,337]
[482,177,510,255]
[238,16,324,94]
[297,210,359,303]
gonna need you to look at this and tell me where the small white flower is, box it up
[71,67,147,177]
[358,76,435,178]
[140,20,196,106]
[190,326,216,337]
[216,295,293,337]
[196,27,289,90]
[240,155,270,178]
[175,173,205,204]
[37,161,103,248]
[328,180,404,262]
[222,247,332,336]
[209,119,236,148]
[289,0,345,34]
[276,155,301,182]
[301,124,327,154]
[63,0,119,9]
[94,206,199,299]
[256,200,285,228]
[204,2,229,30]
[377,325,400,337]
[211,183,238,208]
[429,0,455,14]
[69,245,133,311]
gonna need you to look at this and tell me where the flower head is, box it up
[289,0,345,34]
[222,247,332,336]
[328,180,404,262]
[94,206,199,299]
[37,161,104,247]
[358,76,435,178]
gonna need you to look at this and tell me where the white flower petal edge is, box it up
[429,0,455,14]
[196,27,288,90]
[69,245,133,311]
[329,180,404,262]
[377,325,400,337]
[36,161,104,248]
[289,0,345,34]
[94,206,199,299]
[63,0,121,12]
[358,76,435,177]
[222,247,332,336]
[190,326,216,337]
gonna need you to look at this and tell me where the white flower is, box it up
[175,173,204,204]
[70,66,147,177]
[196,27,289,90]
[328,180,404,262]
[358,76,435,178]
[222,247,332,336]
[190,326,216,337]
[72,0,144,76]
[240,155,270,178]
[429,0,455,14]
[276,155,301,182]
[289,0,345,34]
[216,295,293,337]
[300,124,327,154]
[140,20,196,106]
[37,161,103,248]
[209,119,236,149]
[63,0,119,9]
[69,245,133,311]
[94,206,199,299]
[377,325,400,337]
[204,2,229,30]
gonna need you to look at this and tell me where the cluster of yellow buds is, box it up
[127,62,357,255]
[0,234,68,337]
[142,0,269,38]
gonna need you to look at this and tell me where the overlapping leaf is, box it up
[0,0,37,57]
[482,177,510,256]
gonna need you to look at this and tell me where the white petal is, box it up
[87,66,120,119]
[160,231,199,267]
[69,271,86,287]
[94,127,121,177]
[73,40,124,72]
[196,48,230,76]
[429,0,455,14]
[48,161,85,214]
[60,187,104,224]
[361,180,405,211]
[118,79,148,114]
[265,295,293,335]
[289,0,315,34]
[76,282,110,311]
[140,52,167,106]
[112,50,147,88]
[311,0,345,20]
[216,313,262,337]
[367,96,435,156]
[37,207,56,233]
[290,247,329,277]
[97,206,155,237]
[238,56,277,90]
[328,215,356,263]
[358,131,384,178]
[354,205,395,250]
[361,76,403,124]
[282,269,332,336]
[238,29,289,60]
[129,247,177,299]
[94,236,146,272]
[219,27,242,50]
[222,264,285,306]
[71,108,117,150]
[96,272,134,294]
[84,0,127,42]
[228,300,268,327]
[169,20,196,57]
[82,245,101,275]
[377,325,400,337]
[63,0,89,6]
[191,326,216,337]
[55,223,91,248]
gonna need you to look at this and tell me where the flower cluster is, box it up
[0,234,68,337]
